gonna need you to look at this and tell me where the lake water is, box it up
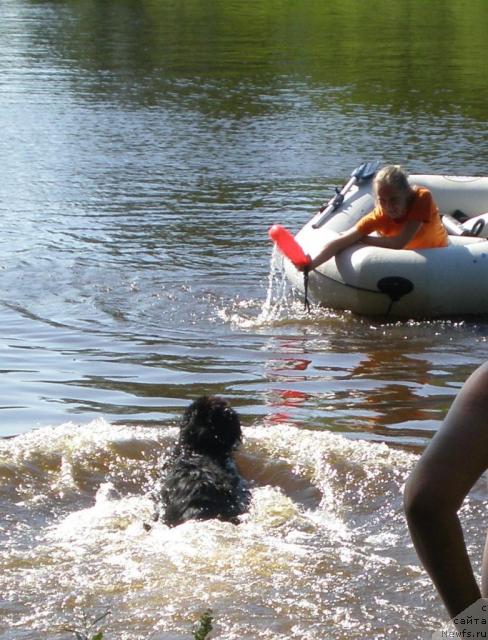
[1,1,488,638]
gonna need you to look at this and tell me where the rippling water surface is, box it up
[1,1,488,638]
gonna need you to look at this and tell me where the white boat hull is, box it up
[285,174,488,318]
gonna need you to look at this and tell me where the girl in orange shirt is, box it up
[304,165,448,271]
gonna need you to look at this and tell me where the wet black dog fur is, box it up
[156,396,250,526]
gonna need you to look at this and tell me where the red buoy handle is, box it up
[268,225,311,268]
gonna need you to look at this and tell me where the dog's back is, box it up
[161,454,249,526]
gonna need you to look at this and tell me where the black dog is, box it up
[156,396,250,526]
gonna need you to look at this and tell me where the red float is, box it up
[268,225,311,268]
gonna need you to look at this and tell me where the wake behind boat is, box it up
[282,167,488,318]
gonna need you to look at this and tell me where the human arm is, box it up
[304,227,365,271]
[302,212,424,272]
[303,218,422,272]
[361,219,422,249]
[404,362,488,618]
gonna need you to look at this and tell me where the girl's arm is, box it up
[307,227,364,270]
[404,362,488,618]
[305,219,422,272]
[361,219,422,249]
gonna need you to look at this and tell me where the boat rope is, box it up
[385,299,395,316]
[303,269,311,312]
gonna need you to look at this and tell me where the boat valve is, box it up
[377,276,414,302]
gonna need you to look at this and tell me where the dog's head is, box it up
[178,396,242,457]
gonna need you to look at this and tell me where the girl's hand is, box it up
[296,258,311,272]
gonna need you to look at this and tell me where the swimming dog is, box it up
[157,396,250,526]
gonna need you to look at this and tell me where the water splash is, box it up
[257,246,291,323]
[1,419,486,638]
[218,247,317,330]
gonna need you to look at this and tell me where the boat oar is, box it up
[268,224,311,310]
[312,161,381,229]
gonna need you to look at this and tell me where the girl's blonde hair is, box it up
[374,164,411,194]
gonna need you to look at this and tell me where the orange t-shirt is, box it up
[355,187,448,249]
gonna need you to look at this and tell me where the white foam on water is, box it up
[0,419,485,639]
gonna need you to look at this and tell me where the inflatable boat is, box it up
[283,166,488,318]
